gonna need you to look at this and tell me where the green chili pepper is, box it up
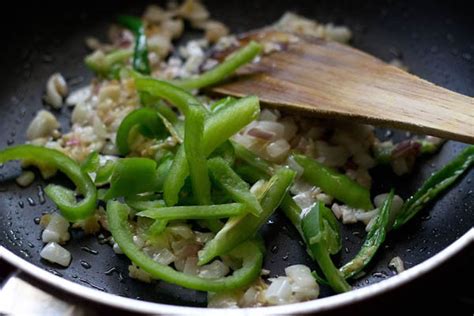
[85,49,133,77]
[116,108,168,155]
[117,15,150,75]
[107,200,263,291]
[173,41,263,90]
[340,190,394,279]
[103,158,159,200]
[154,153,174,192]
[301,202,351,293]
[138,203,245,220]
[0,145,97,222]
[208,157,263,216]
[293,154,373,210]
[198,167,295,265]
[163,96,260,206]
[184,106,212,205]
[393,145,474,229]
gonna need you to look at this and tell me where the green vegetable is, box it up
[117,15,150,75]
[103,158,159,200]
[340,190,394,279]
[95,160,116,186]
[198,167,295,265]
[138,203,245,220]
[163,96,260,206]
[184,106,211,205]
[301,202,351,293]
[85,49,133,77]
[210,96,236,113]
[135,77,203,116]
[393,145,474,229]
[116,108,168,155]
[81,151,100,173]
[233,142,274,177]
[0,145,97,221]
[173,41,263,90]
[107,200,263,291]
[293,154,373,210]
[208,157,263,216]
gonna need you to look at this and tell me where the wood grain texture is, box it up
[212,32,474,143]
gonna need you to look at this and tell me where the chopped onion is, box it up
[183,256,199,275]
[152,248,176,265]
[169,224,195,240]
[259,109,280,122]
[66,86,91,106]
[239,286,258,307]
[40,242,71,267]
[264,277,292,305]
[44,73,68,108]
[389,256,405,274]
[207,292,239,308]
[266,139,291,161]
[247,127,276,140]
[16,171,35,187]
[285,265,317,289]
[287,156,305,178]
[26,110,60,140]
[42,213,70,244]
[199,260,230,279]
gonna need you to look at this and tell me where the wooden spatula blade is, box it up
[212,33,474,143]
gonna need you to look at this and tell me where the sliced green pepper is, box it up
[0,145,97,221]
[107,200,263,292]
[198,167,295,265]
[184,106,212,205]
[173,41,263,90]
[138,203,245,220]
[208,157,263,216]
[85,49,133,77]
[293,154,373,210]
[301,202,351,293]
[103,158,159,200]
[116,108,168,155]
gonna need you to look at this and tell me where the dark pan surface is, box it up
[0,0,473,307]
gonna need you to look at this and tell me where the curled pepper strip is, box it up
[0,145,97,221]
[107,200,263,292]
[117,15,150,75]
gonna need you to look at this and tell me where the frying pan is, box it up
[0,0,473,313]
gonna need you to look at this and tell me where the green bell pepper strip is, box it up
[135,77,203,116]
[163,96,260,206]
[0,145,97,222]
[95,160,116,186]
[106,200,263,291]
[301,202,351,293]
[184,106,212,205]
[173,41,263,90]
[208,157,263,216]
[293,154,373,210]
[209,140,235,165]
[154,153,174,192]
[198,167,295,265]
[81,151,100,173]
[116,108,168,155]
[103,158,159,200]
[233,142,274,177]
[147,219,168,236]
[85,49,133,76]
[393,145,474,229]
[117,15,150,75]
[340,190,394,279]
[138,203,245,220]
[125,195,167,236]
[210,96,236,113]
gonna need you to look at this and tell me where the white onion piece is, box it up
[293,191,315,211]
[287,156,305,178]
[240,286,258,307]
[264,277,292,305]
[44,73,68,108]
[40,242,71,267]
[66,86,91,106]
[16,171,35,187]
[113,242,123,254]
[183,257,199,275]
[251,121,285,139]
[285,265,317,289]
[26,110,60,140]
[355,209,379,225]
[42,213,70,244]
[152,248,176,265]
[389,256,405,274]
[247,127,275,140]
[207,292,239,308]
[169,224,194,239]
[259,109,280,121]
[199,260,229,279]
[266,139,291,160]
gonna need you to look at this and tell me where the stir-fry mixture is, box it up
[1,0,473,308]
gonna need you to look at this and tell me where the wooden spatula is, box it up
[211,30,474,143]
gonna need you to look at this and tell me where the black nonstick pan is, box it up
[0,0,473,314]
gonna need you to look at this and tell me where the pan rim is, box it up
[1,228,472,314]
